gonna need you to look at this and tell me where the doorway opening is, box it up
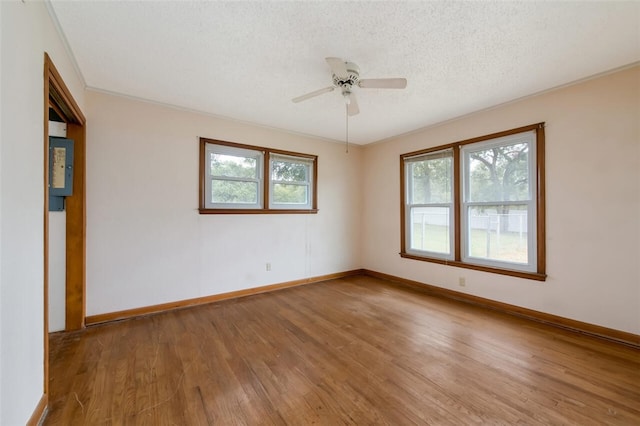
[43,53,86,399]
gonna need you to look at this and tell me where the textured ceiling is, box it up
[48,1,640,145]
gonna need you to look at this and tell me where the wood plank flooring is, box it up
[45,275,640,425]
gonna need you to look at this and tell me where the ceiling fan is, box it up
[292,57,407,116]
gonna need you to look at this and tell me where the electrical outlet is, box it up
[266,262,271,271]
[458,277,466,287]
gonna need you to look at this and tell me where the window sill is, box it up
[199,208,319,215]
[399,252,547,281]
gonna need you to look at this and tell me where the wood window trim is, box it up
[400,123,546,281]
[199,138,318,214]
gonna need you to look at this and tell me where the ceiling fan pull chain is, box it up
[345,104,349,154]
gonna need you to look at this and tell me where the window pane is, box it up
[272,183,307,204]
[211,180,258,204]
[211,153,257,179]
[410,156,452,204]
[272,160,307,182]
[467,142,529,202]
[467,205,528,264]
[410,207,450,254]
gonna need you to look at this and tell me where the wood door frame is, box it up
[43,53,86,395]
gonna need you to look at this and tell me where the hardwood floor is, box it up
[45,275,640,425]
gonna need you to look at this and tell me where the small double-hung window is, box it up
[270,154,314,210]
[205,144,264,209]
[199,138,317,214]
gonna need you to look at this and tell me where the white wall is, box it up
[85,91,362,315]
[0,1,84,424]
[0,1,3,418]
[362,66,640,335]
[48,212,66,332]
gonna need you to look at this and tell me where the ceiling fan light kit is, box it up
[293,57,407,152]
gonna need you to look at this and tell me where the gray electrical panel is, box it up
[49,136,74,211]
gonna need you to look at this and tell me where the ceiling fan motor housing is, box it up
[332,61,360,89]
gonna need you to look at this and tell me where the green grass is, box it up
[411,223,527,263]
[411,223,450,254]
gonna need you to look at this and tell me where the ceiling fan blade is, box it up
[292,86,335,103]
[325,57,348,78]
[359,78,407,89]
[347,93,359,116]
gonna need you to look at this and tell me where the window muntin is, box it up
[200,138,317,214]
[405,149,454,258]
[270,154,313,209]
[400,124,545,280]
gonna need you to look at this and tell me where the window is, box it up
[401,123,545,280]
[270,154,314,210]
[461,133,536,271]
[206,144,263,209]
[405,149,454,259]
[199,138,317,213]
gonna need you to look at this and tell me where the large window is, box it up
[401,123,545,280]
[405,149,454,259]
[200,138,317,213]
